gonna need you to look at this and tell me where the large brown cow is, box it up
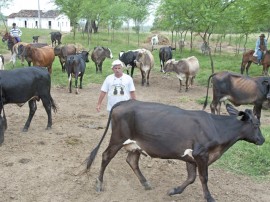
[135,49,154,86]
[85,99,264,202]
[21,45,55,74]
[203,71,270,121]
[17,43,49,66]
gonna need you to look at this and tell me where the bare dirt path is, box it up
[0,71,269,202]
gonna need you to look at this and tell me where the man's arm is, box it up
[130,91,136,100]
[96,91,106,112]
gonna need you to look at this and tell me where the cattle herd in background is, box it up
[0,32,269,202]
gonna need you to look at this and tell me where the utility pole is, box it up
[38,0,41,28]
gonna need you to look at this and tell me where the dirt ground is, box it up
[0,67,270,202]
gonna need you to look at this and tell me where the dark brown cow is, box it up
[85,99,264,202]
[50,32,62,47]
[54,44,77,72]
[91,46,113,73]
[203,71,270,121]
[20,45,55,74]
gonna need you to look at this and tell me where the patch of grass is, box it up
[214,126,270,179]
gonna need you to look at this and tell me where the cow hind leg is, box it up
[96,143,123,192]
[41,96,53,130]
[75,77,79,94]
[126,151,152,190]
[167,162,196,196]
[23,100,37,132]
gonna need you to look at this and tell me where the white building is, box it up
[6,10,71,32]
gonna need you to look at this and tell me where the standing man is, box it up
[96,59,136,112]
[10,23,22,43]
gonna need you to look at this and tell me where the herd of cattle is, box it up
[0,33,269,202]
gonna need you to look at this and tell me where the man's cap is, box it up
[260,33,265,37]
[111,59,123,68]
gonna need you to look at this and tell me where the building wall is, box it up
[7,15,71,32]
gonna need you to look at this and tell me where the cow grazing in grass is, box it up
[135,49,154,86]
[20,45,55,74]
[164,56,200,92]
[54,44,77,72]
[85,99,264,202]
[159,46,173,72]
[50,32,62,47]
[65,51,89,94]
[0,67,57,141]
[203,71,270,121]
[91,46,113,73]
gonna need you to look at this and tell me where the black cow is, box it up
[85,99,264,202]
[159,46,173,72]
[119,49,140,77]
[54,44,77,72]
[91,46,113,73]
[203,71,270,121]
[32,36,39,43]
[0,67,57,144]
[50,32,62,46]
[65,51,89,94]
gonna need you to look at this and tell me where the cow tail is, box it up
[202,73,215,110]
[85,100,127,171]
[50,95,57,113]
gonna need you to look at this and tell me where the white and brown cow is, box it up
[164,56,200,92]
[135,49,154,86]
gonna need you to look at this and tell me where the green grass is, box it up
[1,27,269,180]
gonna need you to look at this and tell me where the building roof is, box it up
[8,10,60,18]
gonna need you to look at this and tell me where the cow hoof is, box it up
[46,126,52,130]
[142,181,152,190]
[96,178,103,192]
[22,128,28,132]
[167,187,183,196]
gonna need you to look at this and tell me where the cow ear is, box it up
[226,103,239,115]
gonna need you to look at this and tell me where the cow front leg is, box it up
[79,74,83,89]
[140,70,145,86]
[185,77,189,92]
[146,70,151,86]
[96,143,123,192]
[23,100,37,132]
[178,79,182,92]
[193,146,215,202]
[75,78,79,94]
[126,151,152,190]
[68,74,72,93]
[167,162,196,196]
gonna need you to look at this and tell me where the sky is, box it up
[1,0,155,26]
[1,0,56,16]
